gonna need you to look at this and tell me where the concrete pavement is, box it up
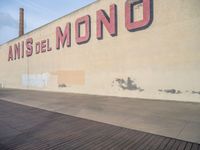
[0,88,200,144]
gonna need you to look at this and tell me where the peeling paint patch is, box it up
[114,77,144,92]
[159,89,200,95]
[51,70,85,86]
[192,91,200,95]
[158,89,182,94]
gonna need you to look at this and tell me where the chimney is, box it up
[19,8,24,37]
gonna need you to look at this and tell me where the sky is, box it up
[0,0,96,45]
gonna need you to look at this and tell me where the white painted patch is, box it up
[22,73,49,88]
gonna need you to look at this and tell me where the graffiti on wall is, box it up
[22,73,49,88]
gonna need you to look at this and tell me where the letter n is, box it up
[56,23,71,49]
[96,4,117,40]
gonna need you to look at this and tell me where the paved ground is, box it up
[0,89,200,144]
[0,100,200,150]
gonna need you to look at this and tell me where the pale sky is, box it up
[0,0,96,45]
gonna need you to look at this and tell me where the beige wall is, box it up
[0,0,200,102]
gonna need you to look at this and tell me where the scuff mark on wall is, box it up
[22,73,49,88]
[158,89,200,95]
[58,84,67,88]
[114,77,144,92]
[192,91,200,95]
[158,89,182,94]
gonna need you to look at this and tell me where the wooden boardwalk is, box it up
[0,100,199,150]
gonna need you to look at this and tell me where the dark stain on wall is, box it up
[158,89,182,94]
[158,89,200,95]
[58,84,67,88]
[115,77,144,92]
[192,91,200,95]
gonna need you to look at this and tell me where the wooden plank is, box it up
[156,137,171,150]
[170,140,181,150]
[185,143,193,150]
[126,134,153,149]
[110,130,144,150]
[143,136,166,150]
[0,100,199,150]
[84,128,130,150]
[191,144,199,150]
[135,134,157,150]
[177,141,187,150]
[163,139,176,150]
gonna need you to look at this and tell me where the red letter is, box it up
[47,39,52,51]
[56,23,71,49]
[35,42,40,54]
[21,41,24,58]
[8,46,13,61]
[41,40,46,53]
[14,43,20,60]
[97,4,117,39]
[26,38,33,57]
[75,15,91,44]
[125,0,153,31]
